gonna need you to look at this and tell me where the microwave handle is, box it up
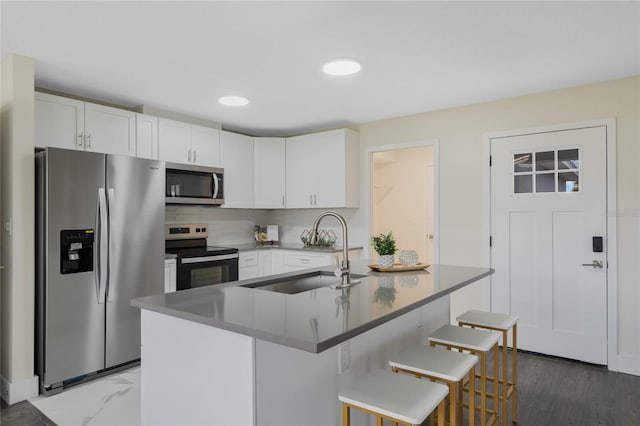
[212,173,219,198]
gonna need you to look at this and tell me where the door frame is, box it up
[483,118,617,370]
[367,139,440,264]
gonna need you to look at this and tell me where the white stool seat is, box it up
[429,324,500,351]
[389,345,478,382]
[339,369,448,425]
[457,310,518,330]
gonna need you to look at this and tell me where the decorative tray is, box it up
[368,263,430,272]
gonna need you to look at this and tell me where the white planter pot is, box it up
[378,254,394,268]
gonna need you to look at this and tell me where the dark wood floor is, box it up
[1,351,639,425]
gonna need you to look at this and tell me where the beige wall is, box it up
[355,76,640,374]
[1,54,38,403]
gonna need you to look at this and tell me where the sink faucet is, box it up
[310,210,356,288]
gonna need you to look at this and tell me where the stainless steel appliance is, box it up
[165,162,224,205]
[165,223,239,290]
[36,148,165,394]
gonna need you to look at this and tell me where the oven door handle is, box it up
[181,253,239,264]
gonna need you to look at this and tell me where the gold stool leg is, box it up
[438,398,446,426]
[469,364,475,426]
[502,330,508,426]
[342,402,350,426]
[376,415,383,426]
[449,381,457,426]
[493,343,499,425]
[480,351,487,426]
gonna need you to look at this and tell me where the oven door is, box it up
[177,254,239,291]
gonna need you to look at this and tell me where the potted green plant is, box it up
[371,232,397,268]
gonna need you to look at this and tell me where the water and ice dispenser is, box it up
[60,229,94,274]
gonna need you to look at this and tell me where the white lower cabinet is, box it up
[238,250,259,280]
[282,251,331,272]
[164,258,177,293]
[240,248,363,280]
[257,250,273,276]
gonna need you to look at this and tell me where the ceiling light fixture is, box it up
[322,59,362,76]
[218,96,249,107]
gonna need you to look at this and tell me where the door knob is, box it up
[427,234,434,240]
[581,260,603,269]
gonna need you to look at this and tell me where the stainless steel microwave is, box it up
[165,162,224,206]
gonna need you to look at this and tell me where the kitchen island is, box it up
[132,261,493,425]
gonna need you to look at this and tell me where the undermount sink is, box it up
[240,270,366,295]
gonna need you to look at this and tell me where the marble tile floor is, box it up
[2,367,140,426]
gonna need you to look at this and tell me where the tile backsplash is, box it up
[165,206,366,249]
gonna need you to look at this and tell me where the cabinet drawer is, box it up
[283,252,329,268]
[239,265,258,280]
[239,251,258,267]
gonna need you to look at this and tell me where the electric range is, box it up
[165,223,239,291]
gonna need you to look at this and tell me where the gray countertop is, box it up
[132,260,493,353]
[233,242,363,253]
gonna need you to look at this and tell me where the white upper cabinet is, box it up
[191,124,220,167]
[254,137,286,208]
[158,118,190,163]
[135,113,158,159]
[285,133,317,208]
[35,92,136,156]
[220,131,254,208]
[158,118,220,167]
[286,129,359,208]
[35,93,84,150]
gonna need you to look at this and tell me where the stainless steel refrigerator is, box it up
[36,147,165,394]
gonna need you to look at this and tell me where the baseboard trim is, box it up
[617,354,640,376]
[1,374,39,405]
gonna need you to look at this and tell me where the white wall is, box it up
[1,54,39,404]
[355,76,640,375]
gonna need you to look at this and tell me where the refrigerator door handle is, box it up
[107,188,116,302]
[97,188,108,304]
[212,173,219,198]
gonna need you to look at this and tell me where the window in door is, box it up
[513,148,580,194]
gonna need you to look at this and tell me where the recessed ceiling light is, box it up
[218,96,249,107]
[322,59,362,76]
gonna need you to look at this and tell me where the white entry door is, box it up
[491,126,607,364]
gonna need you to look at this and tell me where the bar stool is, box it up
[428,325,501,426]
[457,310,518,425]
[389,345,478,426]
[339,369,449,426]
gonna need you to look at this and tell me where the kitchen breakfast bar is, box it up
[132,261,493,425]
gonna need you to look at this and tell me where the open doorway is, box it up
[370,143,437,265]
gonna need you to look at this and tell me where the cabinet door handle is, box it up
[188,149,192,162]
[282,195,285,206]
[77,132,84,148]
[309,194,313,205]
[86,133,92,149]
[193,149,197,163]
[314,194,317,205]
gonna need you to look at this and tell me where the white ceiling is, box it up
[2,1,639,137]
